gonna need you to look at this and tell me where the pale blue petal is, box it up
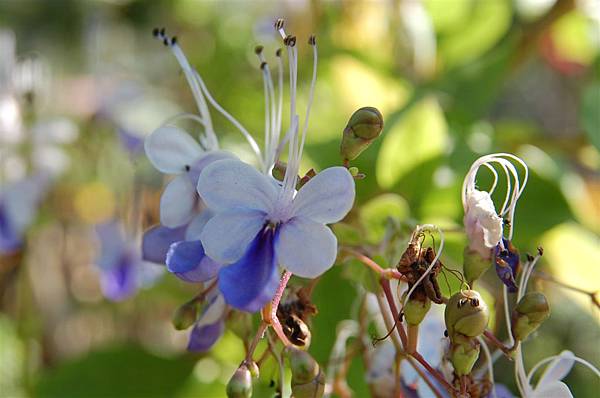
[218,228,279,312]
[538,351,575,386]
[160,175,197,228]
[275,217,337,278]
[200,208,266,264]
[185,210,214,241]
[144,125,203,174]
[197,159,278,213]
[532,381,572,398]
[95,222,126,270]
[186,150,237,185]
[291,167,355,224]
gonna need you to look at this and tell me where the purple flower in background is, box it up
[95,222,163,301]
[0,175,49,253]
[187,290,227,352]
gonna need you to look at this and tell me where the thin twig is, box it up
[483,330,514,358]
[343,247,407,281]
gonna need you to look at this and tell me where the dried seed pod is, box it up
[511,292,550,342]
[340,107,383,161]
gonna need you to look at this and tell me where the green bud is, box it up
[172,300,200,330]
[445,290,489,339]
[463,248,491,285]
[286,347,325,398]
[449,334,481,376]
[404,297,431,326]
[340,107,383,161]
[348,166,359,177]
[226,366,253,398]
[511,292,550,342]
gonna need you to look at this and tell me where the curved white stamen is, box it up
[165,42,216,146]
[275,50,284,154]
[324,320,359,397]
[192,70,263,168]
[259,61,272,171]
[527,353,600,386]
[401,224,445,308]
[477,336,497,398]
[297,39,318,171]
[161,112,206,128]
[483,163,499,195]
[518,253,542,300]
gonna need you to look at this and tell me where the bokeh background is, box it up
[0,0,599,397]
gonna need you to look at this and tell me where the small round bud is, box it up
[340,107,384,161]
[511,292,550,342]
[246,361,260,378]
[226,366,253,398]
[285,347,324,398]
[404,297,431,326]
[463,247,491,285]
[445,290,489,339]
[348,166,359,177]
[172,300,200,330]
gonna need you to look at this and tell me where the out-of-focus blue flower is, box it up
[95,222,163,301]
[0,175,49,253]
[494,238,521,293]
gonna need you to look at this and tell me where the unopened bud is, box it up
[285,347,324,397]
[172,300,200,330]
[450,334,481,376]
[445,290,489,339]
[340,107,383,161]
[511,292,550,342]
[404,297,431,326]
[348,166,359,177]
[463,247,491,285]
[226,365,253,398]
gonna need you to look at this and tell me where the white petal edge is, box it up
[291,167,355,224]
[160,175,197,228]
[532,381,573,398]
[275,217,338,278]
[200,208,266,264]
[197,159,278,214]
[538,351,575,386]
[144,125,203,174]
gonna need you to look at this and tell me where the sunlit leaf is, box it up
[376,97,448,189]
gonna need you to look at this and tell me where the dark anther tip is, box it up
[152,28,159,37]
[171,36,177,45]
[275,48,282,57]
[275,18,284,30]
[159,28,165,36]
[254,45,264,55]
[163,38,169,46]
[537,246,544,256]
[308,35,316,45]
[260,61,267,70]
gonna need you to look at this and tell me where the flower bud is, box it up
[511,292,550,342]
[226,365,253,398]
[449,333,481,376]
[463,247,491,285]
[285,347,325,398]
[445,290,489,339]
[340,107,383,161]
[404,297,431,326]
[172,300,200,330]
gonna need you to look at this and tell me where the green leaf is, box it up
[580,82,600,152]
[35,346,196,398]
[376,97,448,189]
[360,193,410,244]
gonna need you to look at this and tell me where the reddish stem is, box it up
[269,271,293,346]
[380,278,408,348]
[483,330,514,357]
[344,248,407,280]
[412,351,458,395]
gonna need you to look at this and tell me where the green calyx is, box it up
[450,334,481,376]
[404,297,431,326]
[340,107,383,161]
[285,347,325,398]
[445,290,489,339]
[463,247,491,285]
[511,292,550,341]
[226,365,253,398]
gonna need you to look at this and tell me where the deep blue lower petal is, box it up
[494,238,520,293]
[187,320,224,352]
[218,227,279,312]
[142,224,187,264]
[166,240,220,282]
